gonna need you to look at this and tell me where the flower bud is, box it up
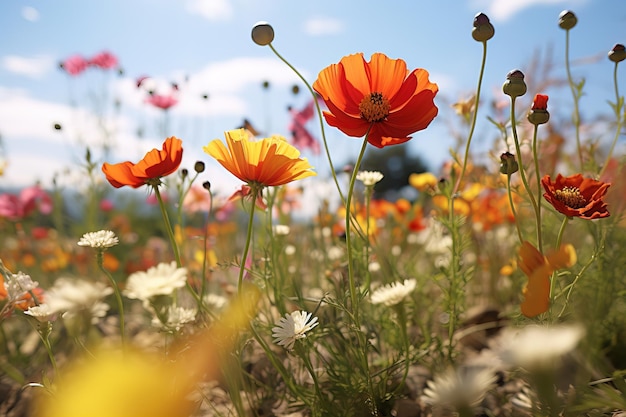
[202,181,211,191]
[194,160,205,173]
[180,168,189,179]
[502,70,527,98]
[608,44,626,63]
[528,94,550,125]
[251,22,274,46]
[558,10,577,30]
[472,13,495,42]
[500,152,519,175]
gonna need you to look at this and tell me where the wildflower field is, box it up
[2,9,626,417]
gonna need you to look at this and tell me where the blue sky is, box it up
[0,0,624,200]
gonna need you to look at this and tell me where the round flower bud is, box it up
[528,94,550,125]
[500,152,519,175]
[558,10,577,30]
[608,44,626,63]
[251,22,274,46]
[194,161,205,173]
[472,13,495,42]
[502,70,527,98]
[202,181,211,191]
[180,168,189,179]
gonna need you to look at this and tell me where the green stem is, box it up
[267,43,345,204]
[510,98,540,241]
[237,185,259,295]
[453,40,488,195]
[153,185,200,303]
[97,251,126,345]
[600,61,623,177]
[564,28,584,170]
[506,174,524,244]
[531,125,543,252]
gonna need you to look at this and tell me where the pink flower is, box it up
[60,54,89,76]
[182,185,212,213]
[288,98,321,155]
[145,94,178,110]
[89,51,118,70]
[99,199,115,212]
[228,185,267,210]
[0,185,53,221]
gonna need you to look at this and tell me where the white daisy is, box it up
[4,271,38,302]
[422,365,497,409]
[77,230,119,249]
[370,279,416,306]
[123,261,188,303]
[492,324,585,371]
[272,310,319,351]
[356,170,384,187]
[24,303,56,322]
[152,306,197,331]
[45,278,114,324]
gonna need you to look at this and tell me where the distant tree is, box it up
[357,143,429,200]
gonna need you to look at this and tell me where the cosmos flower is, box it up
[102,136,183,188]
[203,129,316,188]
[541,173,610,219]
[145,94,179,111]
[77,230,119,249]
[288,98,321,155]
[45,278,114,324]
[89,50,118,70]
[60,54,89,76]
[313,52,438,148]
[272,310,319,350]
[370,278,416,306]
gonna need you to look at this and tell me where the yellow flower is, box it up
[409,172,438,192]
[204,129,316,187]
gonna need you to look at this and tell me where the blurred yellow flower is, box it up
[409,172,438,192]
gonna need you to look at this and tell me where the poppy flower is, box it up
[518,241,576,318]
[102,137,183,188]
[0,185,53,221]
[145,94,178,111]
[89,51,118,70]
[312,52,438,148]
[203,129,316,188]
[541,174,610,219]
[60,54,89,76]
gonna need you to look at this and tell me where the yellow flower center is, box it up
[555,186,587,209]
[359,92,390,123]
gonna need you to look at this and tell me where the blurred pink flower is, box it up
[99,199,115,212]
[60,54,89,76]
[288,98,321,155]
[228,185,267,210]
[183,185,212,214]
[89,50,118,69]
[0,185,53,221]
[145,94,178,110]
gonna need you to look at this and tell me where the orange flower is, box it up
[312,53,438,148]
[542,174,610,219]
[518,241,576,318]
[102,137,183,188]
[531,94,548,110]
[203,129,316,187]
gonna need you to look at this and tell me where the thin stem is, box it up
[600,61,623,177]
[267,43,345,204]
[531,125,543,252]
[97,251,126,345]
[153,185,200,303]
[453,40,488,195]
[506,175,524,244]
[510,98,540,241]
[564,28,584,170]
[237,185,259,295]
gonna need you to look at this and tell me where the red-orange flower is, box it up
[542,173,610,219]
[518,241,576,318]
[312,53,438,148]
[531,94,548,110]
[102,137,183,188]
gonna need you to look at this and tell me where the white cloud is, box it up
[473,0,586,22]
[185,0,233,21]
[22,6,40,22]
[304,17,345,36]
[2,55,55,79]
